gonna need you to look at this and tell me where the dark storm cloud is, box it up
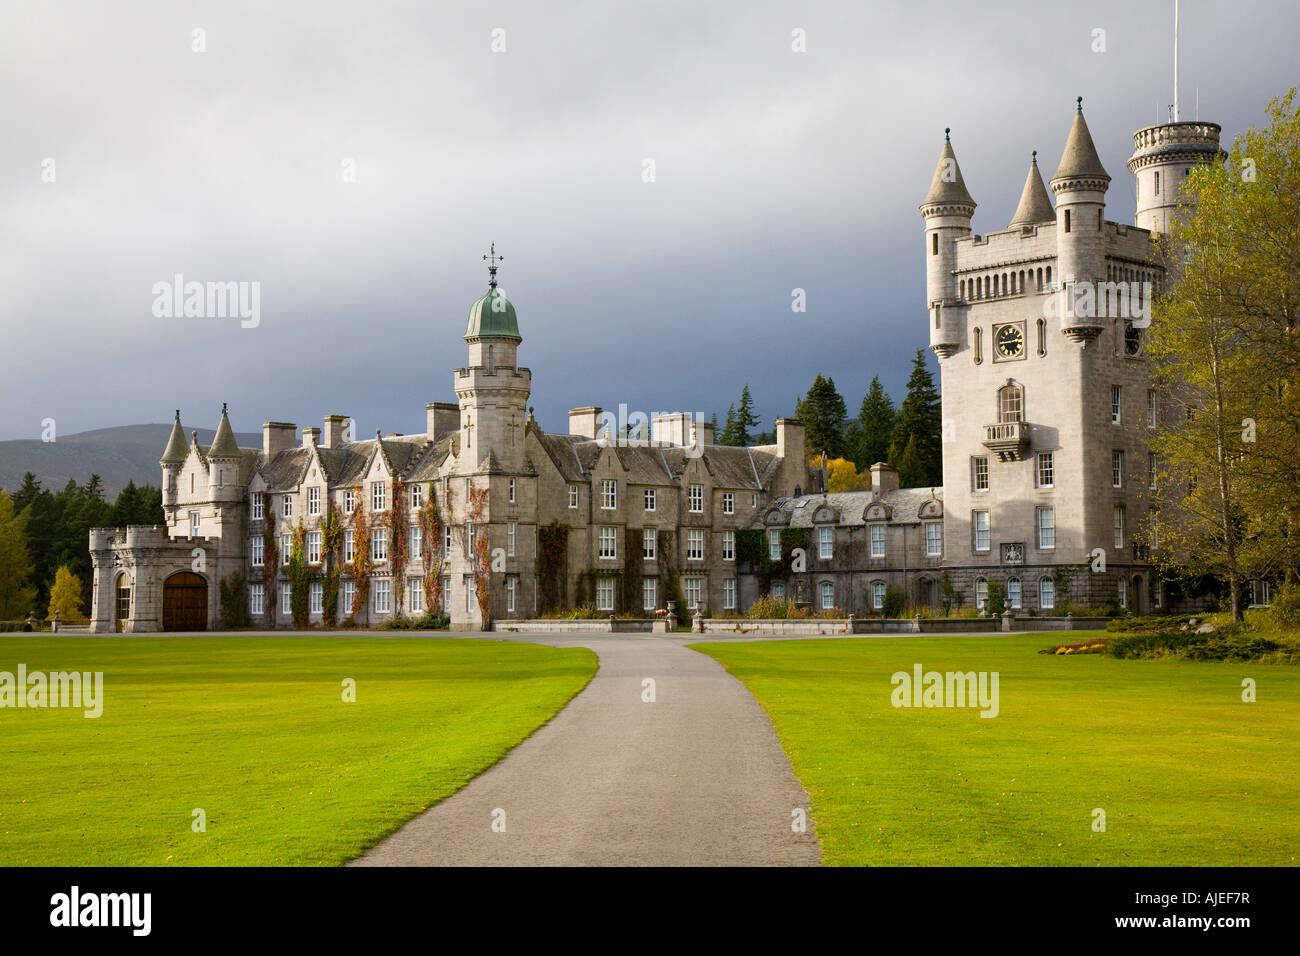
[0,0,1291,441]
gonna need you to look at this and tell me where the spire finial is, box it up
[1076,96,1083,114]
[175,409,180,421]
[221,401,227,415]
[482,242,503,290]
[1032,149,1038,166]
[944,127,951,144]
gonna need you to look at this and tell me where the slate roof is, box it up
[767,487,944,527]
[1051,101,1110,184]
[1008,154,1055,227]
[920,135,976,209]
[535,434,783,490]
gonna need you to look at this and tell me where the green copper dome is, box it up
[465,288,521,342]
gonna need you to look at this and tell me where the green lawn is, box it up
[692,633,1300,866]
[0,636,595,866]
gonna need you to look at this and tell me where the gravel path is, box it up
[351,635,821,866]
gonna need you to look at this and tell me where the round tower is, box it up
[1049,97,1110,344]
[1126,121,1222,234]
[206,403,242,503]
[159,409,187,509]
[919,128,976,359]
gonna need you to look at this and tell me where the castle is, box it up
[87,99,1222,631]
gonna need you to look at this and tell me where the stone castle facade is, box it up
[88,98,1221,631]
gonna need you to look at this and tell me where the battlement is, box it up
[455,365,532,383]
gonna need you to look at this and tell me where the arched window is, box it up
[1039,576,1055,610]
[1036,267,1043,289]
[1036,318,1047,356]
[1046,266,1052,284]
[998,383,1023,423]
[871,580,886,610]
[974,327,983,364]
[1006,577,1022,610]
[959,279,965,299]
[975,577,988,609]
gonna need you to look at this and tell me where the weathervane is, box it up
[483,243,504,290]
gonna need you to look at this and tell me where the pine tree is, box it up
[719,404,738,445]
[889,351,942,485]
[795,375,849,460]
[0,491,37,619]
[852,376,897,469]
[733,385,760,446]
[895,435,927,489]
[46,565,85,622]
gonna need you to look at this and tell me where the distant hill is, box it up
[0,424,262,498]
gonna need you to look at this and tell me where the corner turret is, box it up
[919,129,976,359]
[1050,98,1110,344]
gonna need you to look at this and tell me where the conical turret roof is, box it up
[160,410,187,464]
[1008,152,1055,227]
[208,403,240,458]
[1051,98,1110,185]
[920,129,976,211]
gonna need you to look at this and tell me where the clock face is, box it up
[1125,324,1143,355]
[994,324,1025,359]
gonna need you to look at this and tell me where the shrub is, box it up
[218,571,251,629]
[883,585,906,618]
[1270,583,1300,632]
[986,581,1005,616]
[381,611,451,630]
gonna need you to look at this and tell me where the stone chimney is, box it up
[263,422,296,460]
[302,427,320,450]
[870,461,900,495]
[569,406,603,440]
[652,413,690,446]
[690,419,715,447]
[322,414,349,448]
[775,418,804,464]
[426,402,460,439]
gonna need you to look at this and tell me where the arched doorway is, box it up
[163,572,208,631]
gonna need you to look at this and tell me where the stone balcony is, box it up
[983,421,1028,461]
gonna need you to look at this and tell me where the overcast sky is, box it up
[0,0,1293,444]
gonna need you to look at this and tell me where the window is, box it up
[687,529,704,561]
[372,527,388,562]
[190,511,200,537]
[973,511,990,552]
[1114,505,1125,550]
[972,456,989,492]
[308,486,320,516]
[1036,452,1054,488]
[1064,209,1071,233]
[341,580,354,615]
[751,494,757,508]
[601,479,617,509]
[251,493,263,520]
[643,528,657,561]
[507,522,516,557]
[772,582,785,599]
[281,534,292,565]
[722,493,734,515]
[1149,453,1158,490]
[281,582,292,613]
[872,581,886,610]
[932,232,938,255]
[373,579,391,614]
[722,530,736,562]
[1039,576,1055,610]
[925,522,942,556]
[820,526,835,559]
[283,495,292,518]
[249,584,263,616]
[1154,170,1160,196]
[975,577,988,610]
[768,529,782,561]
[643,578,657,612]
[596,578,615,612]
[644,489,656,512]
[820,581,835,611]
[1037,506,1055,549]
[310,581,323,614]
[509,478,516,503]
[411,525,422,559]
[307,531,321,564]
[684,576,702,609]
[599,526,617,560]
[465,522,475,559]
[251,537,264,567]
[1147,389,1157,428]
[444,525,452,558]
[411,484,423,509]
[688,485,704,513]
[371,481,386,511]
[724,578,736,610]
[505,576,516,614]
[1112,450,1124,488]
[1118,577,1128,610]
[1153,579,1163,608]
[869,524,885,558]
[344,530,355,564]
[1111,385,1122,423]
[410,578,424,613]
[568,485,579,509]
[441,576,450,612]
[344,489,355,514]
[1007,577,1022,610]
[998,384,1023,423]
[465,575,474,613]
